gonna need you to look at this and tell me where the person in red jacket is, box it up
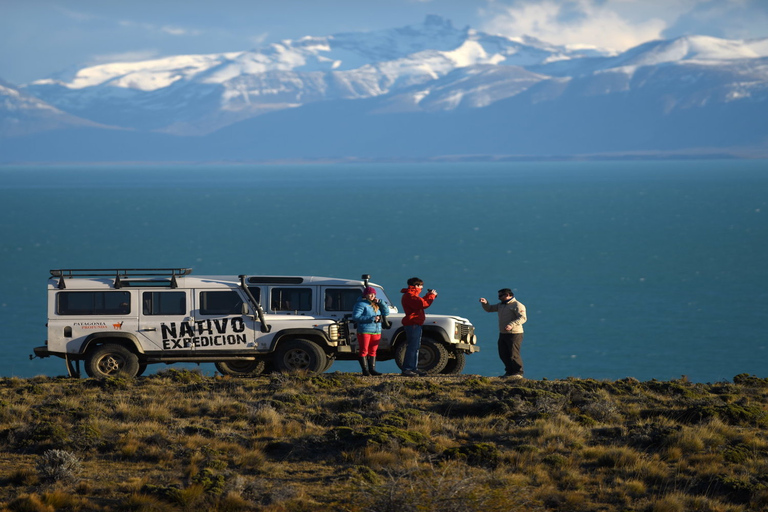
[400,277,437,376]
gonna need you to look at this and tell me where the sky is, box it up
[1,0,767,85]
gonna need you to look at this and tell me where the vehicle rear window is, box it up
[271,288,312,311]
[325,288,362,311]
[142,291,186,315]
[57,291,131,315]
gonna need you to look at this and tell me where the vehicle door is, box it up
[55,289,138,353]
[191,289,257,354]
[137,289,192,352]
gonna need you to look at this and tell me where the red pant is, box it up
[358,333,381,357]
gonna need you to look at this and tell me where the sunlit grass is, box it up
[0,372,766,511]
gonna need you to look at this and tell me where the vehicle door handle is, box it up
[140,328,157,332]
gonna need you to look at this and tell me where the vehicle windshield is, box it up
[373,286,398,313]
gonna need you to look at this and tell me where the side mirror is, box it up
[241,303,250,315]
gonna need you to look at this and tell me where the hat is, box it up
[363,286,376,296]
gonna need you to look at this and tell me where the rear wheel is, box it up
[215,360,266,377]
[394,336,449,374]
[440,351,467,374]
[274,339,327,374]
[85,344,140,379]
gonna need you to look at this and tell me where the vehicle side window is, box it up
[199,291,243,315]
[247,286,261,302]
[271,288,312,311]
[143,291,186,315]
[325,288,362,311]
[57,291,131,315]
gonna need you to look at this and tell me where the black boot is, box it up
[358,357,370,376]
[367,356,382,376]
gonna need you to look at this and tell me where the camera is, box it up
[427,288,435,293]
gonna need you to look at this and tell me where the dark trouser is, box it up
[498,332,524,376]
[403,324,422,372]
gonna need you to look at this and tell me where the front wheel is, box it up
[274,339,327,374]
[215,360,266,377]
[85,344,140,379]
[440,352,467,374]
[394,336,449,374]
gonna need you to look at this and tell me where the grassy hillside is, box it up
[1,371,767,511]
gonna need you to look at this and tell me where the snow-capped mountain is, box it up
[2,17,767,162]
[0,79,106,137]
[21,16,608,135]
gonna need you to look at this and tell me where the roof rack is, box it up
[50,268,192,290]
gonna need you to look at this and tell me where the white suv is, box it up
[33,268,479,378]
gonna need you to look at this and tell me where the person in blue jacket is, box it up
[352,286,390,376]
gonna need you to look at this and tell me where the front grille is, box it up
[456,324,474,342]
[337,322,350,344]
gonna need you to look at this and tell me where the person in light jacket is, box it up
[480,288,527,379]
[352,286,390,376]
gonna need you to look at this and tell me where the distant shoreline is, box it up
[2,150,767,167]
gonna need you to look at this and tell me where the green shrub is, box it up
[337,412,365,426]
[542,453,569,468]
[443,442,501,468]
[191,468,226,495]
[157,368,205,384]
[733,373,768,387]
[15,421,69,452]
[682,402,768,426]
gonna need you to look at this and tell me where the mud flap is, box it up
[65,354,81,378]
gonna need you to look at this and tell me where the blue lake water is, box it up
[1,160,766,382]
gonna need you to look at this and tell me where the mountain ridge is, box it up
[1,16,767,163]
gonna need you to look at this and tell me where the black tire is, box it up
[394,336,449,374]
[274,339,327,374]
[440,351,467,375]
[321,356,335,373]
[85,344,140,379]
[136,363,148,377]
[215,360,266,377]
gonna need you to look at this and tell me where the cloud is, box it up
[161,25,201,37]
[479,0,671,51]
[479,0,768,51]
[51,5,97,23]
[117,20,201,38]
[249,33,270,47]
[663,0,768,40]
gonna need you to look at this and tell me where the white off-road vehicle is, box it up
[33,268,479,378]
